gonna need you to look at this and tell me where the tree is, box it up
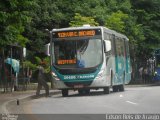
[0,0,35,47]
[0,0,35,91]
[24,0,66,54]
[69,13,99,27]
[105,10,129,33]
[131,0,160,59]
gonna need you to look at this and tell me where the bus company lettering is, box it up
[64,75,94,80]
[57,30,95,38]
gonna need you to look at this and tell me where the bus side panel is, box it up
[113,56,125,85]
[124,41,131,84]
[106,56,115,85]
[112,37,125,85]
[125,57,131,84]
[90,50,111,87]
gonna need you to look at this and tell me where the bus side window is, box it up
[104,32,112,56]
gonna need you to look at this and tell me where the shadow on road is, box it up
[53,90,123,98]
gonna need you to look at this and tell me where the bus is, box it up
[153,49,160,81]
[154,49,160,67]
[48,25,131,97]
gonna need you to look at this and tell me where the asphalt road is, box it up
[4,86,160,120]
[5,86,160,120]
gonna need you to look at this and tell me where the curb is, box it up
[126,83,160,88]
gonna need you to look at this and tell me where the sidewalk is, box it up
[127,82,160,88]
[0,90,36,113]
[0,89,61,113]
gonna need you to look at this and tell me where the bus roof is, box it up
[51,25,128,40]
[51,25,102,32]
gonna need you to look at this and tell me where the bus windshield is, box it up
[52,39,103,69]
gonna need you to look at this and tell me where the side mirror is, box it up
[44,43,50,56]
[104,40,111,52]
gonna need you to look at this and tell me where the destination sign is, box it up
[53,29,101,38]
[57,59,76,65]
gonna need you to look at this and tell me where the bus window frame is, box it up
[51,35,104,69]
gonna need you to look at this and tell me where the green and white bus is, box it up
[48,25,131,97]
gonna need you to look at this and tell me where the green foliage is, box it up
[43,57,50,73]
[105,10,129,33]
[1,0,160,67]
[69,13,99,27]
[0,0,35,47]
[34,56,50,73]
[125,17,145,43]
[34,56,42,65]
[23,60,37,70]
[131,0,160,60]
[23,0,64,53]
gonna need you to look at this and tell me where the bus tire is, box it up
[119,72,125,92]
[85,89,90,94]
[62,89,68,97]
[103,87,110,94]
[78,89,84,95]
[78,89,90,95]
[113,86,118,92]
[119,85,124,92]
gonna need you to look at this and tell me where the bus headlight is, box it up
[51,71,57,77]
[51,71,60,81]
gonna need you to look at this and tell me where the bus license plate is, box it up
[74,85,84,88]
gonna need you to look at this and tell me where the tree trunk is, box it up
[1,47,7,92]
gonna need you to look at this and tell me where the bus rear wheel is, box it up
[113,85,124,92]
[119,85,124,92]
[113,86,118,92]
[62,89,68,97]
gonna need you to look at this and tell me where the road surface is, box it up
[5,86,160,120]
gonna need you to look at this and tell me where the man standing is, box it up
[139,66,143,81]
[36,61,50,97]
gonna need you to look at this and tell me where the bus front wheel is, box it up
[62,89,68,97]
[103,87,110,94]
[78,89,90,95]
